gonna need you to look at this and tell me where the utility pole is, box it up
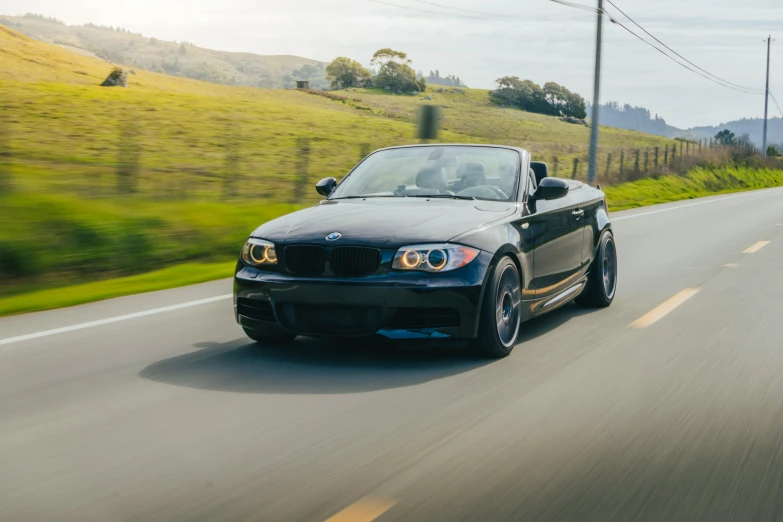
[587,0,604,185]
[762,35,772,158]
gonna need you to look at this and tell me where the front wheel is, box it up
[576,230,617,308]
[473,257,522,358]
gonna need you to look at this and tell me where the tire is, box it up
[472,257,522,358]
[576,230,617,308]
[243,326,296,344]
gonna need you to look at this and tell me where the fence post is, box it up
[572,158,580,179]
[663,145,669,167]
[222,126,240,201]
[620,151,625,178]
[117,120,141,196]
[293,137,311,203]
[644,149,649,173]
[0,115,10,195]
[654,147,659,169]
[552,156,559,177]
[605,153,612,178]
[634,149,640,175]
[359,143,370,163]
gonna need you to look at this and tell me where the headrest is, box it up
[528,169,538,191]
[456,162,486,185]
[416,166,449,191]
[530,162,549,185]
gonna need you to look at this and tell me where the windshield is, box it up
[330,146,521,202]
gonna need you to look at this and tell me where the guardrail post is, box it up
[572,158,580,179]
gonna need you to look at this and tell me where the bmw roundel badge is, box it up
[326,232,342,241]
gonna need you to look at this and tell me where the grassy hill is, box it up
[0,22,691,311]
[0,13,327,88]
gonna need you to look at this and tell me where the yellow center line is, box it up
[724,263,740,268]
[325,498,397,522]
[630,288,700,329]
[743,240,770,254]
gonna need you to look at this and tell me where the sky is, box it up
[2,0,781,128]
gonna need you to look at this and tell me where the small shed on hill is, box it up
[296,80,310,89]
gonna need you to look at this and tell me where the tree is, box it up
[490,77,586,118]
[370,48,410,66]
[490,77,546,113]
[714,129,735,146]
[371,48,425,93]
[767,145,781,157]
[325,57,371,89]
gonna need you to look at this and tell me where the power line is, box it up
[549,0,765,95]
[769,89,783,118]
[549,0,601,14]
[409,0,499,17]
[605,16,762,94]
[605,0,763,94]
[367,0,486,18]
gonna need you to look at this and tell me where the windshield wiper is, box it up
[406,194,477,201]
[330,195,402,200]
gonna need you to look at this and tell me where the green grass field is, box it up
[1,24,781,317]
[604,166,783,210]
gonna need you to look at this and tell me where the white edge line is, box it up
[611,190,770,222]
[0,295,232,347]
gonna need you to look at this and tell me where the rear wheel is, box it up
[473,257,521,358]
[576,230,617,308]
[243,326,296,344]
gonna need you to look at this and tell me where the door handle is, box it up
[572,209,585,219]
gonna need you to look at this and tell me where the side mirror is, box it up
[534,177,569,201]
[315,177,337,197]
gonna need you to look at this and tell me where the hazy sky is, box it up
[2,0,781,128]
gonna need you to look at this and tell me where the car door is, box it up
[525,178,585,299]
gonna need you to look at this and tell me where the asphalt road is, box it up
[2,187,783,522]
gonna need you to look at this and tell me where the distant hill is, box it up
[688,117,783,149]
[589,100,783,147]
[588,101,688,139]
[0,13,328,88]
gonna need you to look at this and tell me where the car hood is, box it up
[251,198,517,247]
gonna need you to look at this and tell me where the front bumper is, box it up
[233,252,493,339]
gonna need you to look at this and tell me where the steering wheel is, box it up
[457,185,508,200]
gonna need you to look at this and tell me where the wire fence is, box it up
[0,117,778,203]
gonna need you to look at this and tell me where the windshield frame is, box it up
[328,144,523,203]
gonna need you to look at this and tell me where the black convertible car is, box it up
[234,144,617,357]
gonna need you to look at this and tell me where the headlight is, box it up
[241,238,277,267]
[392,244,479,273]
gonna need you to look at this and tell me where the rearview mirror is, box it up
[316,177,337,197]
[534,177,569,201]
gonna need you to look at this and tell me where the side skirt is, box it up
[520,276,588,321]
